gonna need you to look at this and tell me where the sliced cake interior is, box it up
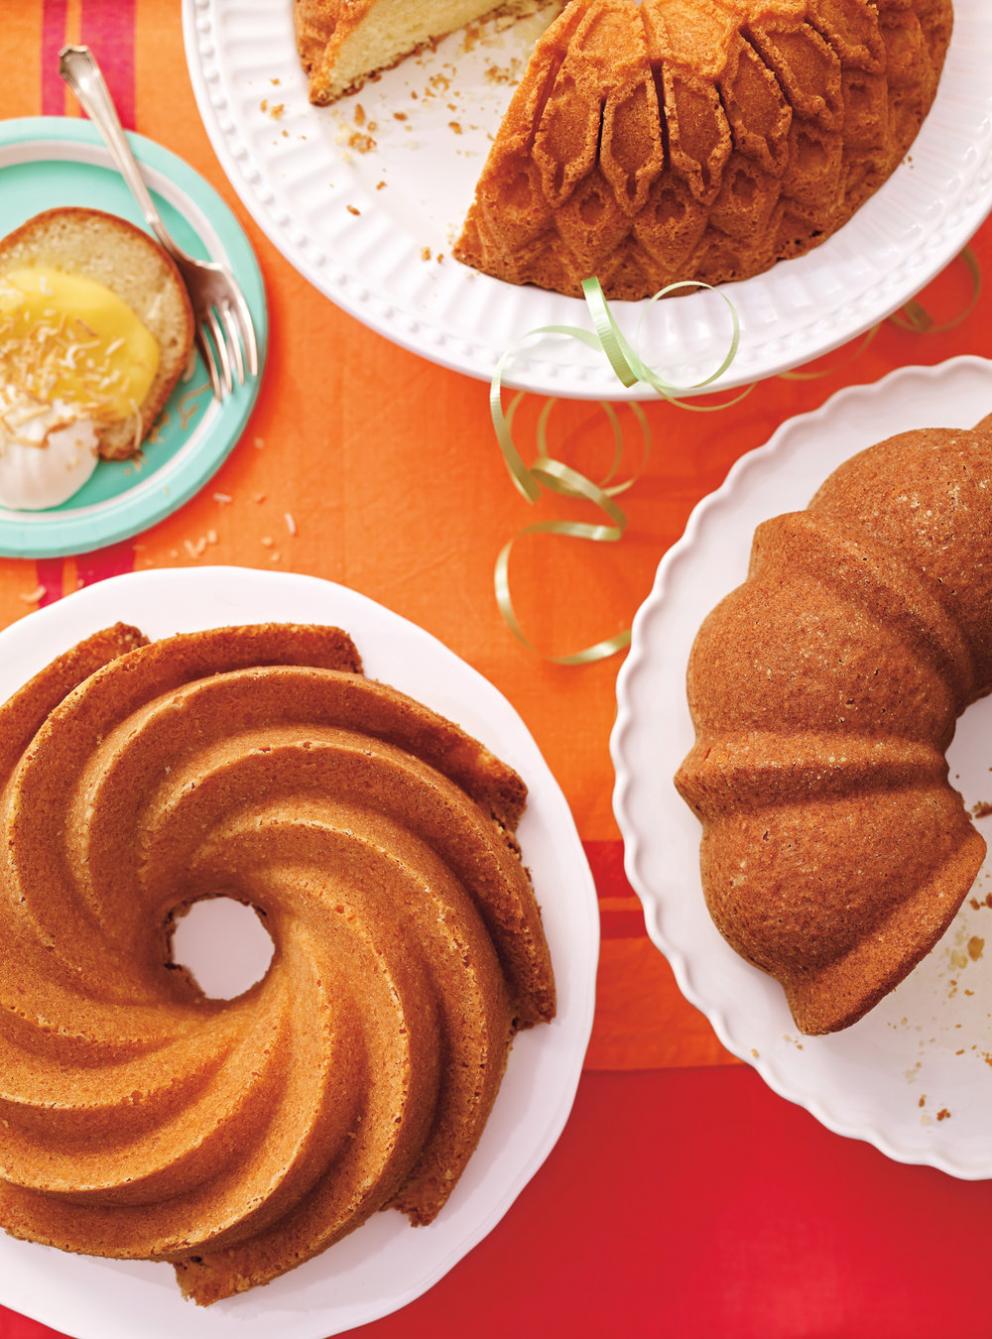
[296,0,518,104]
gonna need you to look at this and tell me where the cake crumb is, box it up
[968,936,985,962]
[936,1108,952,1122]
[973,801,992,819]
[918,1095,926,1108]
[422,247,433,262]
[347,204,361,216]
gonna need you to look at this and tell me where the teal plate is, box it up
[0,117,267,559]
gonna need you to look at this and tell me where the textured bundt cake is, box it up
[294,0,953,299]
[675,424,991,1036]
[456,0,953,297]
[0,624,555,1303]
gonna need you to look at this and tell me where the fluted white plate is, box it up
[182,0,992,400]
[612,355,992,1178]
[0,568,598,1339]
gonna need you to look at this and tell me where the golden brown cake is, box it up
[0,624,555,1303]
[456,0,953,298]
[675,425,991,1036]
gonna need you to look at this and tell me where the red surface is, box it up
[7,1066,992,1339]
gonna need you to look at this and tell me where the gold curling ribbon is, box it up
[490,278,745,665]
[493,248,983,665]
[777,324,882,382]
[890,245,982,335]
[776,248,982,383]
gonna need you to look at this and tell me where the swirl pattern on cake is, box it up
[0,624,555,1303]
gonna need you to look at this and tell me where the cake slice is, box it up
[295,0,551,104]
[0,207,194,460]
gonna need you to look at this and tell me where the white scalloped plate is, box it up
[182,0,992,400]
[612,356,992,1179]
[0,568,598,1339]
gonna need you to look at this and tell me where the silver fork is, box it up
[59,44,259,401]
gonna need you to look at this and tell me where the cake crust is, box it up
[676,425,991,1035]
[0,624,555,1303]
[455,0,953,298]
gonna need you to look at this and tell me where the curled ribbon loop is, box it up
[492,249,984,666]
[490,278,744,665]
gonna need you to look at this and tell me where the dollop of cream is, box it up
[0,390,99,511]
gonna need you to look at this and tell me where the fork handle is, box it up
[59,45,178,260]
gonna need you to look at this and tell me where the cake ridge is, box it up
[0,624,555,1303]
[455,0,951,297]
[676,423,990,1036]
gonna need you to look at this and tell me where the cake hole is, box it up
[169,897,274,1001]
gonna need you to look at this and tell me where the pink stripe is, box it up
[76,540,140,588]
[73,0,139,591]
[40,0,68,115]
[81,0,136,129]
[35,559,64,607]
[37,1,69,600]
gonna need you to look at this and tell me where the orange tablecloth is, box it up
[4,0,988,1076]
[3,5,992,1337]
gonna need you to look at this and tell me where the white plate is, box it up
[0,567,599,1339]
[612,356,992,1180]
[183,0,992,401]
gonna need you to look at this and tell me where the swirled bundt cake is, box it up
[456,0,953,297]
[0,624,555,1303]
[675,425,991,1036]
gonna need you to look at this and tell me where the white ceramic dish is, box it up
[182,0,992,400]
[0,567,599,1339]
[612,356,992,1180]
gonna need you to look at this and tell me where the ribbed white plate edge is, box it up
[182,0,992,401]
[0,568,598,1339]
[612,357,992,1179]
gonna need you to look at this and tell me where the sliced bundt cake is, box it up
[456,0,953,297]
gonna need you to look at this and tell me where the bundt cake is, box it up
[675,424,991,1036]
[456,0,953,297]
[295,0,952,299]
[0,623,555,1303]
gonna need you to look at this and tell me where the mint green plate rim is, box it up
[0,116,267,560]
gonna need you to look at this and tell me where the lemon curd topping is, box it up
[0,266,160,425]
